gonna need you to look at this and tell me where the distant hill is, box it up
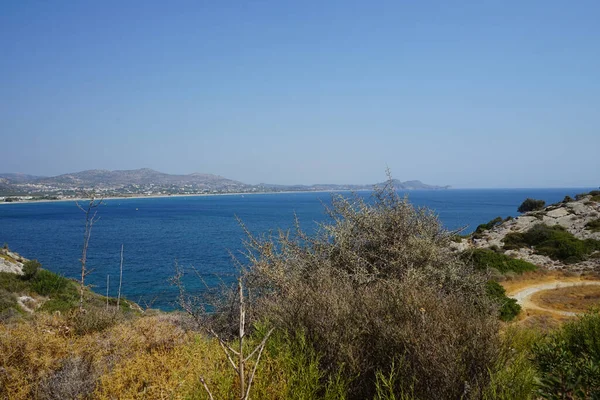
[0,173,45,184]
[36,168,247,189]
[0,168,449,198]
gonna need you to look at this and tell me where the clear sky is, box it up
[1,1,598,188]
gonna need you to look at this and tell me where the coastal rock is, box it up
[458,194,600,271]
[0,248,27,274]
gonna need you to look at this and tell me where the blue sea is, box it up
[0,189,591,310]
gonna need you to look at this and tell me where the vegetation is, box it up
[0,259,134,317]
[586,218,600,232]
[486,280,521,321]
[518,198,546,213]
[503,224,600,263]
[464,248,537,274]
[22,259,40,280]
[0,312,346,400]
[532,309,600,398]
[576,190,600,202]
[472,216,503,239]
[2,184,600,399]
[234,182,502,399]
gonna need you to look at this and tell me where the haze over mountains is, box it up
[0,168,449,199]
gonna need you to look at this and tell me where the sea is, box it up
[0,188,592,310]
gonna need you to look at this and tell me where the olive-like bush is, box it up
[22,260,41,280]
[239,181,501,399]
[518,198,546,213]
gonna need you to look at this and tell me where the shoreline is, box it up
[0,189,371,205]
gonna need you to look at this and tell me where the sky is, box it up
[1,1,599,188]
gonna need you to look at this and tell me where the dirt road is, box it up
[508,281,600,317]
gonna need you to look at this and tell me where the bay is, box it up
[0,188,590,309]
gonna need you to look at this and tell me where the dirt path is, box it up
[508,281,600,317]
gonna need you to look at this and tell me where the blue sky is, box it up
[1,1,598,188]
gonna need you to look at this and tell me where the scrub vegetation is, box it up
[1,182,600,399]
[503,224,600,264]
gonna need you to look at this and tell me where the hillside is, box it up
[452,190,600,271]
[3,187,600,399]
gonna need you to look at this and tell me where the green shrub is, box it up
[518,198,546,213]
[532,309,600,398]
[464,248,537,274]
[22,260,41,280]
[502,224,600,263]
[30,269,71,296]
[486,281,521,321]
[67,308,124,335]
[586,219,600,233]
[0,288,18,313]
[40,293,79,313]
[563,195,574,203]
[0,272,28,293]
[576,190,600,201]
[264,328,349,399]
[473,217,503,239]
[484,327,539,400]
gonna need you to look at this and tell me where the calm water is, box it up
[0,189,590,310]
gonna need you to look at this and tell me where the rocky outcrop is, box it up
[451,194,600,271]
[0,248,28,274]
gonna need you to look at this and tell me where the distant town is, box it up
[0,169,449,202]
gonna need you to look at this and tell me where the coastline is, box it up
[0,189,371,205]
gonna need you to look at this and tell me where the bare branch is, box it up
[117,244,124,311]
[199,376,215,400]
[244,328,274,400]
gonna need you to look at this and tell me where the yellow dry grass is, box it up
[531,285,600,313]
[0,313,289,400]
[501,270,600,329]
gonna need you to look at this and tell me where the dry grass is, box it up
[502,269,600,295]
[501,270,600,330]
[0,312,296,400]
[531,285,600,313]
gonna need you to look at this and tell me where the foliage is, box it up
[464,248,537,274]
[22,260,41,280]
[532,310,600,399]
[0,263,119,314]
[518,198,546,213]
[31,269,72,296]
[0,271,28,293]
[0,311,347,400]
[0,288,18,313]
[472,216,503,239]
[503,224,600,263]
[586,219,600,233]
[483,327,539,400]
[485,281,521,321]
[240,181,501,399]
[576,190,600,201]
